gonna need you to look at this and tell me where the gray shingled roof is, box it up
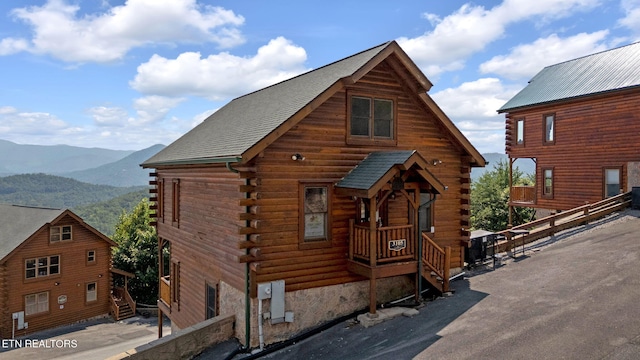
[0,204,64,261]
[336,151,416,190]
[498,42,640,112]
[142,42,392,167]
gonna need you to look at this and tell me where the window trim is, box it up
[603,167,623,198]
[346,92,397,146]
[542,167,554,199]
[86,250,96,265]
[515,118,525,146]
[25,255,60,280]
[172,261,180,309]
[543,113,556,145]
[298,182,333,250]
[172,179,180,227]
[157,178,165,223]
[205,282,218,320]
[50,225,72,242]
[25,291,49,317]
[86,282,98,303]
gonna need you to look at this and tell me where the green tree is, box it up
[111,198,158,305]
[471,160,535,232]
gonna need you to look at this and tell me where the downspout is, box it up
[225,160,251,351]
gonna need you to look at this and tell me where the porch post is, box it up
[413,189,420,302]
[368,196,378,316]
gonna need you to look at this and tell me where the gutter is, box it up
[142,156,243,168]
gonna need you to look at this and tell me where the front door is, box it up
[419,191,435,234]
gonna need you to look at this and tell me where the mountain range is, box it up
[0,140,164,187]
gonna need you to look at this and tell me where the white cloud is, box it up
[397,0,600,78]
[431,78,522,153]
[0,38,29,55]
[479,31,610,80]
[619,0,640,37]
[0,103,199,149]
[88,106,130,127]
[132,96,185,125]
[4,0,245,63]
[0,110,71,136]
[130,37,309,100]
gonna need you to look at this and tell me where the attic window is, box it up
[50,225,72,242]
[347,94,397,145]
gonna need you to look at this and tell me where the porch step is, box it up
[113,301,135,320]
[421,269,445,294]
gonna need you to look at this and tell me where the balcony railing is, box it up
[160,275,171,306]
[510,185,536,204]
[349,222,416,264]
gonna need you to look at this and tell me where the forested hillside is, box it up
[0,173,145,208]
[74,189,150,236]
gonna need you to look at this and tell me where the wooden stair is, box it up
[116,300,135,320]
[421,233,451,294]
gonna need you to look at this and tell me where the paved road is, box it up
[210,210,640,360]
[0,315,171,360]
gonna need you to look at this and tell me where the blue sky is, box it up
[1,0,639,153]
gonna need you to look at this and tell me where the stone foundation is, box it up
[218,275,415,348]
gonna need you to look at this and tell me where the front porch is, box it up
[336,151,452,316]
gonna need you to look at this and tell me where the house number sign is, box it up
[388,239,406,251]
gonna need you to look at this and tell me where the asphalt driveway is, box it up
[205,209,640,360]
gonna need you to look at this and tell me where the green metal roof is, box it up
[498,42,640,113]
[142,42,392,167]
[0,204,64,261]
[336,151,416,190]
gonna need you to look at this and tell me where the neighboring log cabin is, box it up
[499,41,640,219]
[142,41,485,347]
[0,204,122,339]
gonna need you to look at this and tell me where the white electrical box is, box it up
[257,282,272,300]
[270,280,285,324]
[12,311,25,330]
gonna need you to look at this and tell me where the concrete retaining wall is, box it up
[106,315,235,360]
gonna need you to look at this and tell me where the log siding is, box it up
[0,214,112,338]
[506,90,640,210]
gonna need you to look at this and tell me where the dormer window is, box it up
[347,93,396,145]
[50,225,72,242]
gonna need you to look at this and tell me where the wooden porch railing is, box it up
[160,275,171,306]
[497,191,632,252]
[349,222,416,264]
[111,286,136,320]
[510,185,536,204]
[421,233,451,292]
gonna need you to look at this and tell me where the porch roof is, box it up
[335,151,445,198]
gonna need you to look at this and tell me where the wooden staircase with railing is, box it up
[421,233,451,293]
[111,286,137,321]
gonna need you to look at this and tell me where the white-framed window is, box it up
[50,225,72,242]
[25,255,60,279]
[604,168,622,198]
[516,118,525,145]
[87,250,96,264]
[544,114,555,144]
[25,292,49,316]
[86,282,97,302]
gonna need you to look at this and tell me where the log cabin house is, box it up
[142,41,485,347]
[0,204,134,339]
[499,42,640,221]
